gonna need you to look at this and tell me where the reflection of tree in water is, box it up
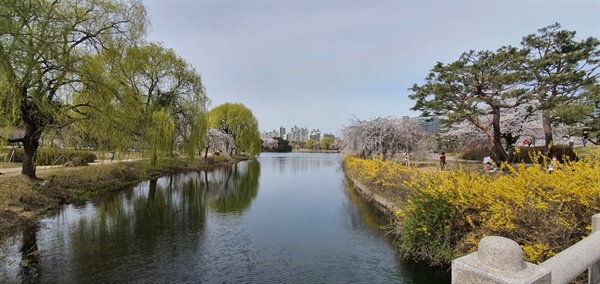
[10,162,261,282]
[64,173,208,282]
[18,223,40,280]
[340,177,451,283]
[341,178,390,234]
[203,160,260,213]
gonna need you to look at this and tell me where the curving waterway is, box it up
[0,152,450,283]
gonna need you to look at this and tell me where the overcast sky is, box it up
[141,0,599,135]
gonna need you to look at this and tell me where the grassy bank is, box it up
[0,155,248,240]
[291,149,341,153]
[342,150,600,267]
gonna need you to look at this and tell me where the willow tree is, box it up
[76,42,209,165]
[0,0,147,178]
[208,103,261,157]
[521,23,600,148]
[410,47,528,163]
[320,137,334,150]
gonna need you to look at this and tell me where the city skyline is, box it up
[260,125,335,142]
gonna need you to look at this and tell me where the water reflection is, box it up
[0,155,450,283]
[0,160,259,283]
[204,161,260,212]
[341,177,451,283]
[261,152,337,175]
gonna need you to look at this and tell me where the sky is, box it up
[141,0,600,135]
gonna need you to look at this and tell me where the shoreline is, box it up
[0,155,248,241]
[348,178,399,216]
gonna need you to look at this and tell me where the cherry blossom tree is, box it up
[441,104,542,153]
[261,138,278,152]
[441,102,580,159]
[203,128,234,158]
[340,116,430,160]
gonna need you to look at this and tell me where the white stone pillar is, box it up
[452,236,551,284]
[591,213,600,284]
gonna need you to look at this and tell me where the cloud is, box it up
[142,0,599,134]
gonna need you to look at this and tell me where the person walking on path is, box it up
[439,152,447,170]
[582,131,589,146]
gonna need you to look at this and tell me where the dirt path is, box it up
[0,159,143,177]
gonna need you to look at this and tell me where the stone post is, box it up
[591,213,600,284]
[452,236,551,284]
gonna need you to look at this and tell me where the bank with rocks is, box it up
[348,178,399,216]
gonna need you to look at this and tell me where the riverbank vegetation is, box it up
[0,155,247,242]
[338,22,600,271]
[342,149,600,266]
[0,1,265,181]
[410,23,600,164]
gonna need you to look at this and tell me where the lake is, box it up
[0,152,449,283]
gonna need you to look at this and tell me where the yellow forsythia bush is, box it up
[342,151,600,265]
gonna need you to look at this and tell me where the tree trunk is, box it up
[13,92,51,179]
[541,110,553,149]
[491,107,508,163]
[150,152,158,166]
[20,123,41,179]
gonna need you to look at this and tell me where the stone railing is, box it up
[452,213,600,284]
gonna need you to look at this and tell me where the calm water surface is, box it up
[1,153,450,283]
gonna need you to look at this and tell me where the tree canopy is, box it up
[521,23,600,147]
[410,23,600,163]
[0,0,150,177]
[0,0,211,178]
[320,137,334,150]
[76,42,209,165]
[410,47,528,162]
[208,103,261,157]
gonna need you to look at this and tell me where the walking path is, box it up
[0,159,141,176]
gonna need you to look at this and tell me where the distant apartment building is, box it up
[309,129,321,141]
[279,126,286,139]
[261,125,335,142]
[402,116,441,133]
[260,130,280,140]
[288,125,309,142]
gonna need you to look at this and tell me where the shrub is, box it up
[460,148,492,161]
[343,150,600,266]
[511,145,577,164]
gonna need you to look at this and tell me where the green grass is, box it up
[0,162,23,169]
[574,145,596,157]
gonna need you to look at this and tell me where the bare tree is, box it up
[340,116,430,160]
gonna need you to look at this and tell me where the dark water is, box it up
[0,153,450,283]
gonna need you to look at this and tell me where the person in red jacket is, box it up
[440,152,446,170]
